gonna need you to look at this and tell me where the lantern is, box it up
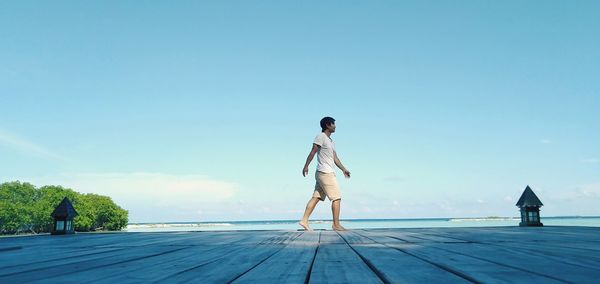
[51,197,78,235]
[515,186,543,227]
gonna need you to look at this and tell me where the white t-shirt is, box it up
[313,132,335,173]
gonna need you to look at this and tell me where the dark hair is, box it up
[320,117,336,132]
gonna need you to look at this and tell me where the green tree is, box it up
[0,181,36,234]
[0,181,129,235]
[82,194,129,231]
[30,185,79,233]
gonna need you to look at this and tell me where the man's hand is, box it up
[303,166,309,177]
[334,151,350,179]
[303,144,319,177]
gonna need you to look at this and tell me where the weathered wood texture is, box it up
[1,226,600,283]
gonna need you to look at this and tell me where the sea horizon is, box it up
[126,215,600,232]
[128,215,600,224]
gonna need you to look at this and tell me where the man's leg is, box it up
[331,199,346,231]
[299,197,320,231]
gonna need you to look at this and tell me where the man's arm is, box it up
[334,151,351,178]
[303,144,320,177]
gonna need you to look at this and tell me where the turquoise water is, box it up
[126,216,600,232]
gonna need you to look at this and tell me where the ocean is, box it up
[126,216,600,232]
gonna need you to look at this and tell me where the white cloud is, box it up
[540,139,552,144]
[286,209,303,214]
[0,128,68,161]
[581,158,599,164]
[436,201,456,212]
[541,182,600,216]
[545,183,600,203]
[20,172,238,222]
[568,183,600,199]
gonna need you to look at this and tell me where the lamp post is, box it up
[51,197,78,235]
[516,185,543,227]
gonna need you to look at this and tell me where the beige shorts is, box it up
[312,171,341,201]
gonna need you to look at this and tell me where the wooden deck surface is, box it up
[1,226,600,283]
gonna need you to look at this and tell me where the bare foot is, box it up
[332,224,347,231]
[299,221,313,231]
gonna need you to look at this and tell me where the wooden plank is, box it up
[399,228,481,243]
[366,237,563,283]
[496,226,600,240]
[34,232,288,283]
[318,231,345,244]
[0,231,275,279]
[151,231,303,283]
[231,231,320,283]
[309,231,382,284]
[536,241,600,253]
[384,228,600,259]
[0,233,188,270]
[402,227,600,269]
[91,232,231,247]
[0,246,21,252]
[0,245,187,282]
[0,233,206,268]
[2,227,600,283]
[483,241,600,269]
[411,227,599,244]
[392,227,521,244]
[353,230,408,245]
[359,230,426,243]
[399,231,468,243]
[416,227,600,253]
[339,231,469,283]
[0,246,124,272]
[376,227,600,281]
[427,242,600,283]
[0,232,165,248]
[338,230,376,245]
[40,231,279,283]
[366,227,600,279]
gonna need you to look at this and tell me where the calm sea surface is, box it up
[126,216,600,232]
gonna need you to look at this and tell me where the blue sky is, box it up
[1,1,599,222]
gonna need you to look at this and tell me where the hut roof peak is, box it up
[515,185,543,207]
[51,197,79,218]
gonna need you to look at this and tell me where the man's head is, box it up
[320,117,336,133]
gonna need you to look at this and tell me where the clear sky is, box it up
[1,1,599,222]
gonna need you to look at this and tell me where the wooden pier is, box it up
[1,226,600,283]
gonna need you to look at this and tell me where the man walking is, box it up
[299,117,350,231]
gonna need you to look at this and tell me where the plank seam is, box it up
[360,229,410,243]
[417,232,476,243]
[379,232,575,283]
[152,233,286,281]
[0,247,189,280]
[478,242,600,270]
[0,248,125,273]
[427,244,577,284]
[3,232,267,280]
[304,231,321,284]
[336,231,388,284]
[355,231,481,284]
[0,246,22,252]
[227,232,305,283]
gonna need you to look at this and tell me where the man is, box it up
[299,116,351,231]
